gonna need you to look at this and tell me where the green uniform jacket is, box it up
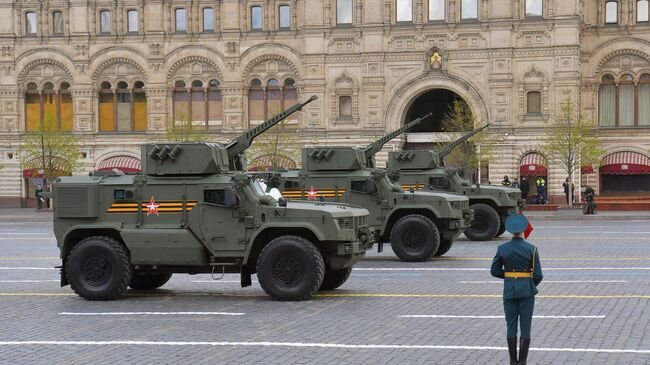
[491,238,543,300]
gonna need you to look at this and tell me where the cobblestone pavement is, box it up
[1,219,649,364]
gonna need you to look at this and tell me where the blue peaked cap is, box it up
[505,213,529,234]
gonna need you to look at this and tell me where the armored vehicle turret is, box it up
[53,96,373,302]
[388,125,525,241]
[265,114,473,261]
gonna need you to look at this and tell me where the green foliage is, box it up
[164,111,207,143]
[20,113,81,181]
[247,120,301,171]
[440,99,494,181]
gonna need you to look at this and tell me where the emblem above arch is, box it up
[424,46,447,73]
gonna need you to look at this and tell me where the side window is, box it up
[204,189,226,205]
[429,176,450,188]
[284,181,299,189]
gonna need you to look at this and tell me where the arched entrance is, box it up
[600,151,650,193]
[403,89,465,133]
[519,152,548,204]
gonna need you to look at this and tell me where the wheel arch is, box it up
[381,208,439,242]
[246,225,322,273]
[61,224,127,262]
[469,198,499,209]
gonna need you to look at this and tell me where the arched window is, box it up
[203,8,215,31]
[526,91,541,114]
[25,83,40,131]
[175,8,187,32]
[337,0,353,24]
[99,10,111,34]
[619,74,635,127]
[266,79,281,117]
[247,78,300,125]
[248,79,265,124]
[173,80,189,125]
[207,80,223,127]
[461,0,478,19]
[99,81,146,132]
[127,10,138,33]
[99,82,114,131]
[279,5,291,29]
[599,75,616,127]
[25,81,73,132]
[605,1,618,24]
[428,0,445,21]
[639,74,650,125]
[638,0,649,22]
[59,82,73,131]
[25,12,37,35]
[52,11,64,35]
[283,79,299,123]
[133,81,147,131]
[339,96,352,118]
[396,0,413,22]
[526,0,543,17]
[172,80,222,129]
[190,80,206,126]
[42,83,57,130]
[251,6,263,30]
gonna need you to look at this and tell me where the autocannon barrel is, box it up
[436,123,489,161]
[362,112,432,166]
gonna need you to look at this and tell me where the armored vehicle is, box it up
[388,125,524,241]
[52,96,372,301]
[266,114,472,261]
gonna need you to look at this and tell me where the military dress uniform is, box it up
[491,214,543,365]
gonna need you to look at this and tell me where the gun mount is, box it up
[363,112,432,167]
[435,123,489,166]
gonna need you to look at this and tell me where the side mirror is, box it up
[224,186,238,208]
[278,197,288,207]
[364,178,376,194]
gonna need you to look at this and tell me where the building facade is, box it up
[0,0,649,207]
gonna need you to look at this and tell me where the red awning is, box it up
[22,168,68,179]
[519,153,548,177]
[600,151,650,175]
[581,165,594,174]
[97,155,141,173]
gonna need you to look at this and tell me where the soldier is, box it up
[491,214,543,365]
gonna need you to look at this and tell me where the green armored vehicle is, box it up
[52,97,372,301]
[388,125,524,241]
[266,114,472,261]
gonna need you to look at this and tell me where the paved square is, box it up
[0,218,649,364]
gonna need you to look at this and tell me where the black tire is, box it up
[65,236,132,301]
[319,267,352,290]
[256,235,325,301]
[434,239,453,257]
[129,272,172,290]
[495,220,506,238]
[390,214,440,262]
[464,204,500,241]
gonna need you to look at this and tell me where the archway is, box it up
[404,89,466,133]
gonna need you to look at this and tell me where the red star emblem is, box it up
[307,186,318,200]
[145,196,160,216]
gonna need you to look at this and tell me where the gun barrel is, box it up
[363,112,433,158]
[437,123,489,160]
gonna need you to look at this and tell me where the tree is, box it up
[20,112,81,189]
[163,111,207,143]
[440,99,494,183]
[542,97,605,205]
[246,120,301,171]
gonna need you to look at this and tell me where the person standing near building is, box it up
[562,178,570,205]
[491,214,543,365]
[520,177,530,202]
[535,177,546,204]
[502,175,512,187]
[512,178,520,189]
[35,184,43,210]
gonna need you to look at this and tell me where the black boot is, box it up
[519,337,530,365]
[507,337,517,365]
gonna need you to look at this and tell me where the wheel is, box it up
[256,235,325,301]
[319,267,352,290]
[434,239,453,257]
[129,272,172,290]
[495,220,506,238]
[464,204,500,241]
[65,236,132,301]
[390,214,440,262]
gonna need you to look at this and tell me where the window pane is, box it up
[527,92,541,114]
[251,6,262,30]
[128,10,138,32]
[249,89,265,124]
[337,0,353,24]
[191,90,206,126]
[339,96,352,116]
[60,92,73,131]
[173,91,189,124]
[283,84,299,124]
[619,84,634,126]
[462,0,478,19]
[133,91,147,132]
[25,93,40,131]
[526,0,542,17]
[638,0,649,22]
[397,0,413,21]
[606,2,617,23]
[639,84,650,125]
[599,84,616,127]
[279,6,291,28]
[100,11,111,33]
[203,8,214,31]
[117,92,132,131]
[26,12,37,34]
[53,12,64,34]
[429,0,445,20]
[99,92,115,132]
[176,8,186,31]
[208,90,223,128]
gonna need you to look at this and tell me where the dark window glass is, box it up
[204,189,226,205]
[53,11,64,35]
[429,177,450,188]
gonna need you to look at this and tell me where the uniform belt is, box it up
[504,272,532,278]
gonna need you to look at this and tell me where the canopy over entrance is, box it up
[600,151,650,175]
[97,155,141,173]
[519,152,548,177]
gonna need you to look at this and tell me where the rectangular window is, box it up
[396,0,413,22]
[619,84,635,126]
[173,91,190,124]
[248,88,265,124]
[176,8,187,32]
[204,189,226,205]
[25,12,37,34]
[133,92,147,131]
[127,10,138,33]
[598,84,616,127]
[25,94,40,131]
[191,90,206,126]
[639,84,650,125]
[203,8,215,31]
[116,93,132,132]
[526,0,542,17]
[337,0,353,24]
[461,0,478,19]
[207,90,223,128]
[251,6,263,30]
[429,0,445,21]
[429,177,450,188]
[351,181,368,192]
[526,91,541,114]
[339,96,352,117]
[60,93,73,131]
[638,0,649,22]
[99,93,115,132]
[605,2,618,24]
[100,11,111,33]
[279,5,291,29]
[52,12,64,35]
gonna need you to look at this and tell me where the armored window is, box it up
[127,10,138,33]
[526,0,542,17]
[599,75,616,127]
[619,74,634,127]
[638,0,649,22]
[25,12,37,35]
[605,1,618,24]
[429,176,450,188]
[526,91,541,114]
[339,96,352,118]
[204,189,226,205]
[396,0,413,22]
[461,0,478,19]
[203,8,215,31]
[99,10,111,34]
[351,181,368,192]
[337,0,353,24]
[175,8,187,32]
[52,11,64,35]
[428,0,445,21]
[279,5,291,29]
[251,6,263,30]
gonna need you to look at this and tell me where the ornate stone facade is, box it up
[0,0,649,206]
